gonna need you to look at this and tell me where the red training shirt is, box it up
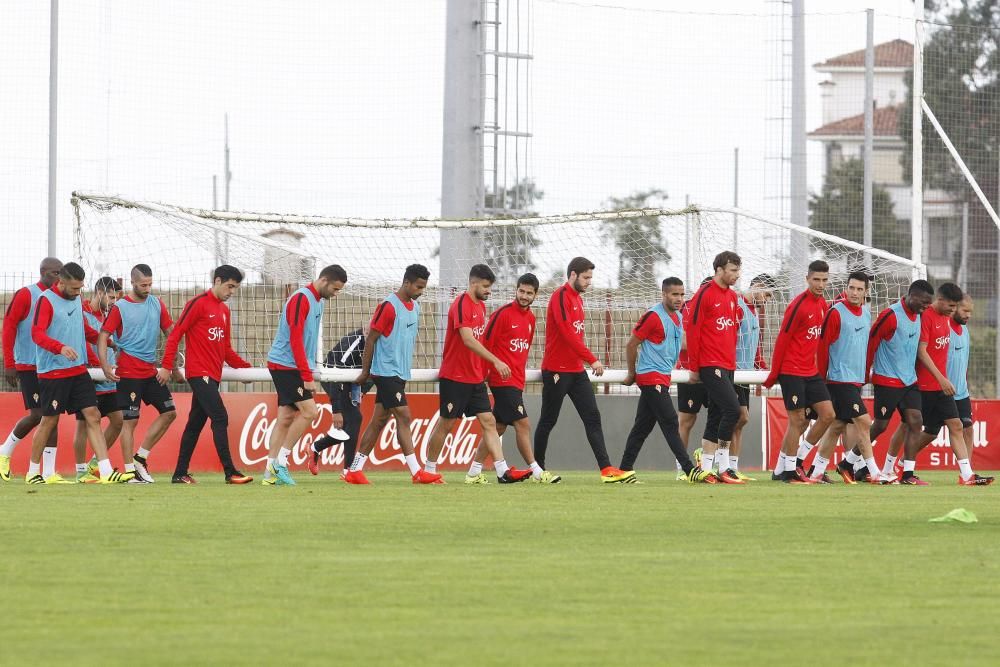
[484,301,536,389]
[633,308,679,387]
[3,282,47,371]
[916,306,952,391]
[439,292,487,383]
[764,290,827,385]
[31,284,100,379]
[267,283,320,382]
[541,283,597,373]
[866,299,919,388]
[100,295,173,379]
[685,279,741,373]
[162,289,251,382]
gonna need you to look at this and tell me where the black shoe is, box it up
[497,470,532,484]
[172,474,197,484]
[771,471,783,481]
[782,470,810,484]
[835,460,856,483]
[853,466,870,482]
[815,473,834,484]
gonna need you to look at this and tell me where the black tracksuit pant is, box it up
[533,370,611,470]
[620,384,694,472]
[173,377,240,478]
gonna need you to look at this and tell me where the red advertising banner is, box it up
[0,392,484,475]
[764,397,1000,471]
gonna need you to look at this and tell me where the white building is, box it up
[808,38,959,279]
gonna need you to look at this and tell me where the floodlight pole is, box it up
[911,0,924,278]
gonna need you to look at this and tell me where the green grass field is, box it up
[3,470,999,666]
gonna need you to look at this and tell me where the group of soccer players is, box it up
[0,249,992,487]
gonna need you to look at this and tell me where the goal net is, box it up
[72,192,924,383]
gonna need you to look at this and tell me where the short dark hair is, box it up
[213,264,244,284]
[60,262,85,281]
[712,251,741,270]
[908,279,934,297]
[319,264,348,283]
[469,264,496,283]
[662,276,684,289]
[517,272,539,291]
[131,263,152,278]
[938,282,963,302]
[807,260,829,274]
[847,271,870,287]
[567,256,595,278]
[750,273,777,289]
[95,276,122,292]
[403,264,430,283]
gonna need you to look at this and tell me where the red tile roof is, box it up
[809,104,902,137]
[814,39,913,69]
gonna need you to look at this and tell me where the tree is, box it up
[808,158,908,258]
[482,179,543,284]
[599,188,671,288]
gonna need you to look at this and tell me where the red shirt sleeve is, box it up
[455,295,479,331]
[83,317,99,345]
[369,301,396,337]
[483,308,505,353]
[817,307,841,380]
[555,288,597,365]
[162,297,199,370]
[633,311,666,343]
[285,292,314,381]
[919,310,932,344]
[31,298,64,356]
[101,305,123,336]
[685,289,706,373]
[224,307,251,369]
[866,310,897,380]
[3,288,31,368]
[764,295,803,387]
[159,300,173,331]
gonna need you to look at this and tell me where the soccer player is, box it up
[463,273,557,483]
[685,251,745,484]
[619,276,715,483]
[262,264,348,486]
[26,262,132,484]
[422,264,532,484]
[98,264,176,483]
[726,273,776,480]
[161,265,254,484]
[945,295,991,484]
[763,260,835,483]
[676,276,714,480]
[533,257,634,483]
[309,325,370,477]
[911,283,992,485]
[347,264,441,485]
[810,271,880,483]
[863,279,934,484]
[74,276,125,483]
[0,257,63,482]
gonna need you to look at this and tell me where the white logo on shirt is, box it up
[806,325,822,340]
[208,314,216,318]
[933,335,950,350]
[207,326,225,341]
[573,320,585,334]
[509,338,530,353]
[511,324,518,329]
[715,316,735,331]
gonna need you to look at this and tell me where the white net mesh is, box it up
[72,192,924,382]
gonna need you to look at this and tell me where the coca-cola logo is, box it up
[238,401,483,469]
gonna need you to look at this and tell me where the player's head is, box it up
[661,276,684,312]
[94,276,122,311]
[468,264,496,301]
[58,262,86,298]
[515,272,539,308]
[39,257,63,288]
[712,251,741,287]
[746,273,776,306]
[401,264,429,300]
[905,279,934,314]
[806,260,829,297]
[211,264,243,301]
[844,271,869,307]
[130,263,153,299]
[316,264,348,299]
[567,256,595,293]
[953,294,973,325]
[934,282,963,316]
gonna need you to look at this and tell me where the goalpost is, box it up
[72,192,924,384]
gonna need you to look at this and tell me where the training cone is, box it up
[928,508,978,524]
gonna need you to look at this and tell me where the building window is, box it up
[926,217,956,263]
[872,146,904,185]
[826,142,843,174]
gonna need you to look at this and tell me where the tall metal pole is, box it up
[47,0,59,257]
[912,0,925,277]
[440,0,481,288]
[862,9,874,250]
[995,151,1000,397]
[790,0,808,271]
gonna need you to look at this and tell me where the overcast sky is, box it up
[1,0,918,283]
